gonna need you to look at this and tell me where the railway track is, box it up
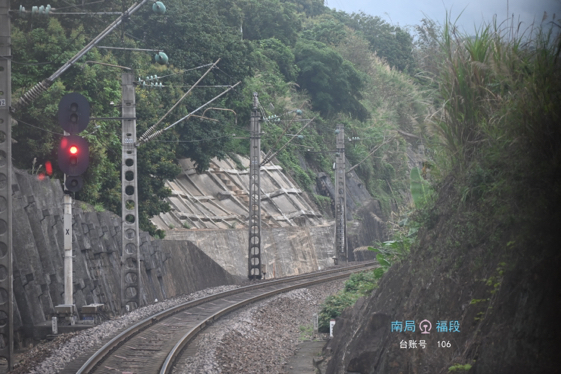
[63,262,376,374]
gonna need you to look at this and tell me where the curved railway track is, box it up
[67,262,376,374]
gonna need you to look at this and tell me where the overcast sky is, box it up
[326,0,561,33]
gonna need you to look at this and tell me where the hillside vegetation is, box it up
[320,16,561,373]
[11,0,426,236]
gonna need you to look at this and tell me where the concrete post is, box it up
[0,0,14,368]
[63,193,73,305]
[121,72,141,311]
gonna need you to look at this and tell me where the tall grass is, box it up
[432,15,561,176]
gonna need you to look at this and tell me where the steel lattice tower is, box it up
[248,93,262,279]
[334,124,347,262]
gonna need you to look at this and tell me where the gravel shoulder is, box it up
[9,279,344,374]
[174,280,344,374]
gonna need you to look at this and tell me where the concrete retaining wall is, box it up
[165,224,337,278]
[11,169,239,341]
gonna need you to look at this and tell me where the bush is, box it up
[318,271,376,332]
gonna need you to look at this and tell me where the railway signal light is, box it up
[58,93,90,192]
[58,93,90,135]
[58,135,89,177]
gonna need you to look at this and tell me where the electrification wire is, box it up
[0,56,54,66]
[139,63,215,82]
[47,0,107,11]
[150,134,236,143]
[261,116,315,166]
[138,81,241,145]
[15,119,65,136]
[139,59,220,142]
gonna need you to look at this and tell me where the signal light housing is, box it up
[58,93,90,135]
[65,175,83,192]
[58,93,90,192]
[58,135,89,176]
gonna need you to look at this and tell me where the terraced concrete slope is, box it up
[151,155,324,230]
[152,155,388,277]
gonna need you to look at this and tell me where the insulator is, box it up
[45,4,51,14]
[13,80,51,111]
[19,5,26,15]
[32,6,38,14]
[152,1,166,14]
[156,52,168,65]
[295,109,302,115]
[154,74,158,80]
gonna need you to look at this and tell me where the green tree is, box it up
[282,0,326,17]
[332,10,416,73]
[258,38,299,81]
[294,39,368,120]
[301,14,348,46]
[240,0,302,46]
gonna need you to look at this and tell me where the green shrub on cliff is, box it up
[318,271,376,332]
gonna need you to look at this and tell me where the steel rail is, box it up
[159,265,376,374]
[76,262,376,374]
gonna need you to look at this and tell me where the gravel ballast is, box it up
[11,285,239,374]
[11,279,344,374]
[175,280,344,374]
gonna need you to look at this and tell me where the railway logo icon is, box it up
[419,319,432,334]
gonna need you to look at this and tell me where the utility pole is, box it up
[248,93,262,280]
[121,72,141,311]
[334,124,347,262]
[0,0,14,368]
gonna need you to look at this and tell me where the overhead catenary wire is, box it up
[13,0,151,111]
[138,59,221,143]
[14,119,65,136]
[261,117,315,166]
[137,81,241,145]
[149,134,236,143]
[346,136,397,174]
[260,104,307,162]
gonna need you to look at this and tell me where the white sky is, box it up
[326,0,561,33]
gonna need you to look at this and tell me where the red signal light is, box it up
[45,161,53,176]
[70,145,78,154]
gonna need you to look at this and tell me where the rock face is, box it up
[11,169,239,342]
[320,180,561,374]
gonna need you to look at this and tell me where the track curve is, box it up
[73,262,376,374]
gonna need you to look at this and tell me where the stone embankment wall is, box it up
[165,224,337,278]
[11,169,239,341]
